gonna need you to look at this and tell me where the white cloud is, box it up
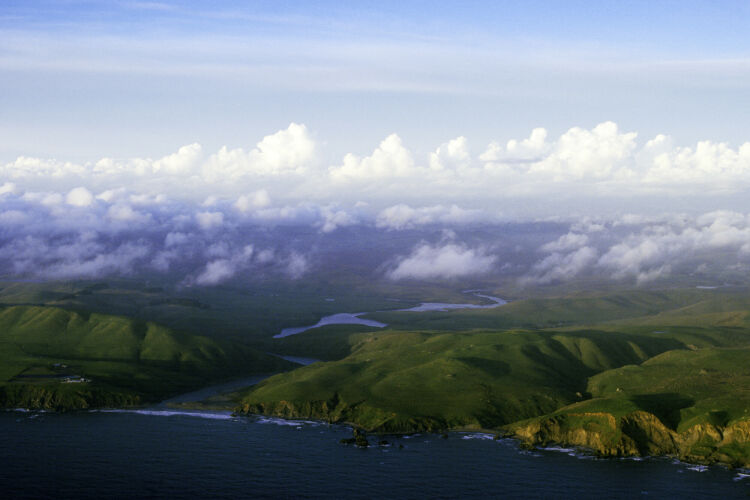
[153,143,202,175]
[4,121,750,216]
[480,127,549,162]
[540,232,589,253]
[329,134,417,182]
[234,189,272,213]
[388,242,497,280]
[194,245,254,285]
[107,204,151,224]
[66,187,95,207]
[285,252,309,279]
[524,210,750,285]
[195,211,224,230]
[0,182,16,196]
[318,206,357,233]
[522,246,598,285]
[204,123,315,182]
[429,136,470,171]
[376,204,486,230]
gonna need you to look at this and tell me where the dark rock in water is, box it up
[441,434,449,439]
[353,428,369,447]
[340,428,369,447]
[378,440,389,446]
[398,444,404,449]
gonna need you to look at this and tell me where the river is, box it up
[274,291,507,338]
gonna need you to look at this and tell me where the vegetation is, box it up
[0,305,293,410]
[236,286,750,466]
[5,277,750,467]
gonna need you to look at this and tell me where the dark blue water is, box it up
[2,410,749,499]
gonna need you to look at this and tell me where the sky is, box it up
[2,1,750,286]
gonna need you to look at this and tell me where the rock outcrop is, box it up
[508,410,750,467]
[0,383,140,411]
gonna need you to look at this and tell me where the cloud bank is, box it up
[3,122,750,286]
[4,121,750,215]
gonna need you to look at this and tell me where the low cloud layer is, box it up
[388,243,497,280]
[3,122,750,286]
[523,211,750,286]
[4,122,750,217]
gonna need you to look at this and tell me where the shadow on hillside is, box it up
[629,393,694,430]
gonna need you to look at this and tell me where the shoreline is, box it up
[6,397,749,471]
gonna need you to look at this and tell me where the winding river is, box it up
[274,291,507,338]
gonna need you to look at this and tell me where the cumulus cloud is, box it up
[194,245,254,285]
[522,246,598,285]
[480,127,549,163]
[4,121,750,286]
[66,187,95,207]
[524,210,750,285]
[388,242,497,280]
[318,206,357,233]
[429,137,471,171]
[540,232,589,253]
[376,204,486,230]
[203,123,315,182]
[329,134,417,182]
[234,189,272,213]
[195,211,224,230]
[4,121,750,215]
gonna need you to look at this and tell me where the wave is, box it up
[460,433,495,440]
[686,465,709,473]
[93,409,234,420]
[253,416,322,427]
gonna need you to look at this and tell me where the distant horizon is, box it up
[2,2,750,287]
[2,0,750,161]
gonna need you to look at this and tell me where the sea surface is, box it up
[2,409,749,499]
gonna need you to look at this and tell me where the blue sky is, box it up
[2,0,750,162]
[3,2,750,284]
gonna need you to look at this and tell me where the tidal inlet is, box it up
[3,2,750,499]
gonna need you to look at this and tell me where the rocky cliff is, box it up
[236,395,458,433]
[508,410,750,467]
[0,383,141,411]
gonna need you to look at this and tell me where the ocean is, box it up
[2,409,749,499]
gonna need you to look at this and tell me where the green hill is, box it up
[236,286,750,467]
[508,345,750,466]
[236,328,693,432]
[0,305,293,410]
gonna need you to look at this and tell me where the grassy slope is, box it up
[506,344,750,465]
[579,346,750,430]
[364,288,732,332]
[240,288,750,460]
[238,328,704,431]
[0,279,481,341]
[0,305,293,408]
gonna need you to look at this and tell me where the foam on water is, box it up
[94,409,234,420]
[460,433,495,440]
[254,416,322,427]
[541,446,577,453]
[686,465,709,472]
